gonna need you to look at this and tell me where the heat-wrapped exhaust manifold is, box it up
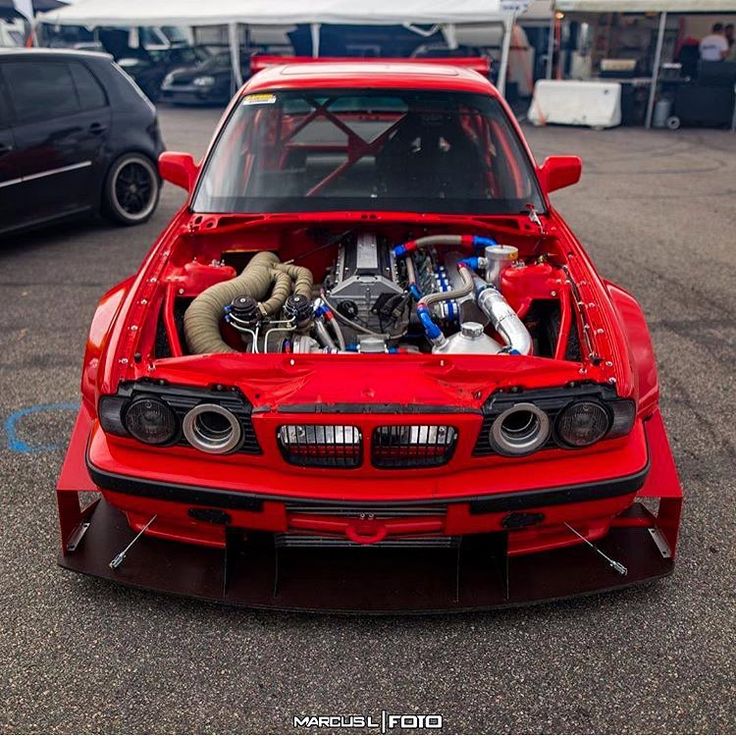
[184,252,313,354]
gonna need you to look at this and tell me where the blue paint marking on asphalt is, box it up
[5,402,80,453]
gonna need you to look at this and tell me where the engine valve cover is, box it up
[326,233,404,333]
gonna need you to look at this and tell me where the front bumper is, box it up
[56,410,682,612]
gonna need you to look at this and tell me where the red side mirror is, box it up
[537,155,582,194]
[158,152,198,192]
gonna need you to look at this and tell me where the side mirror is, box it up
[158,151,198,192]
[537,155,582,194]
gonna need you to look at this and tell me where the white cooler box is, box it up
[528,80,622,129]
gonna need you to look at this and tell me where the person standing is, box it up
[699,23,730,61]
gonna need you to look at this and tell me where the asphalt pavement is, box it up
[0,106,734,734]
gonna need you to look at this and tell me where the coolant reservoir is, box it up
[432,322,502,355]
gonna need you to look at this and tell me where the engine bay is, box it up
[153,222,584,361]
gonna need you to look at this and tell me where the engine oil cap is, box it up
[461,322,485,339]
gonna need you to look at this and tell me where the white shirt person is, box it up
[700,24,730,61]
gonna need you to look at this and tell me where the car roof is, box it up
[0,47,112,62]
[244,61,497,97]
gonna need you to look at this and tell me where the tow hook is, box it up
[346,514,387,545]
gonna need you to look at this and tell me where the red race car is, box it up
[57,60,682,612]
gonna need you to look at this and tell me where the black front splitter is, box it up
[59,499,673,614]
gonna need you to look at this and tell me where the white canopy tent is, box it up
[38,0,530,94]
[553,0,736,128]
[556,0,736,10]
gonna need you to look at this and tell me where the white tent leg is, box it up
[546,8,555,80]
[645,11,667,129]
[497,12,515,97]
[443,23,458,50]
[13,0,33,25]
[310,23,321,58]
[229,22,243,90]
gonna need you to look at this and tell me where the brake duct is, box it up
[184,252,313,355]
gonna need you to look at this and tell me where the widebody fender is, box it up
[605,280,659,417]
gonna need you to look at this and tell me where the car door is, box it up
[0,69,21,230]
[0,58,112,226]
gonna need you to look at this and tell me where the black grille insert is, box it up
[372,425,458,468]
[278,425,362,468]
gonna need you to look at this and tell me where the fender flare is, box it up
[81,276,134,409]
[605,280,659,416]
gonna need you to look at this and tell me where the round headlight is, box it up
[490,402,550,456]
[182,403,242,455]
[123,397,178,445]
[556,401,611,447]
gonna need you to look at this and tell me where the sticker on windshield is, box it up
[243,93,277,105]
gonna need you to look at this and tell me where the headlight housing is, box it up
[97,382,261,455]
[474,385,636,457]
[555,400,610,447]
[123,397,178,446]
[193,75,216,87]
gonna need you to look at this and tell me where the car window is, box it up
[69,62,107,111]
[3,61,79,123]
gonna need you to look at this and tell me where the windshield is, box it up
[193,89,545,215]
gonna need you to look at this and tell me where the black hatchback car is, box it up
[160,46,249,106]
[0,49,165,236]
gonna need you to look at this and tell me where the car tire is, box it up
[665,115,681,130]
[102,153,160,226]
